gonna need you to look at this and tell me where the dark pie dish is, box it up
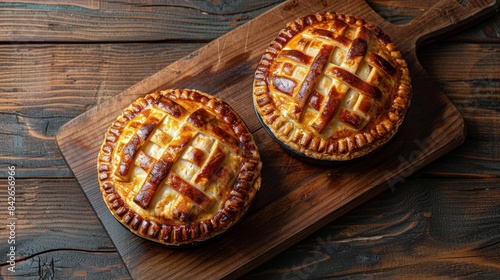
[253,12,412,162]
[97,89,262,246]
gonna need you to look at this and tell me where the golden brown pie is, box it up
[97,89,261,246]
[253,12,411,162]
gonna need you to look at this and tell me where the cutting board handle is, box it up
[397,0,498,49]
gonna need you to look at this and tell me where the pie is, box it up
[97,89,262,246]
[253,12,411,162]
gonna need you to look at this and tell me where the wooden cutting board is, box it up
[56,0,498,279]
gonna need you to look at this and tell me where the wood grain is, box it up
[4,250,129,280]
[0,179,129,279]
[0,0,498,279]
[0,0,283,42]
[55,0,500,279]
[244,178,500,279]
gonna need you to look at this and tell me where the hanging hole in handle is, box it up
[457,0,469,7]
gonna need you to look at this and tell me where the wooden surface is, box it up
[54,0,475,278]
[0,0,499,279]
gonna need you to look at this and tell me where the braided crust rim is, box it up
[97,89,262,246]
[253,12,412,161]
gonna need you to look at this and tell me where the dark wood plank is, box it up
[2,250,129,279]
[369,0,500,42]
[245,178,500,279]
[0,178,129,279]
[417,42,500,178]
[419,43,499,109]
[446,11,500,42]
[0,178,115,249]
[0,0,283,42]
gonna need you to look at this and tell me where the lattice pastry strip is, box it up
[132,125,197,209]
[129,106,239,216]
[98,89,261,245]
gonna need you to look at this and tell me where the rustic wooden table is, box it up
[0,0,499,279]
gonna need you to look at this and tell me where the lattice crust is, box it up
[98,89,261,246]
[253,12,412,161]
